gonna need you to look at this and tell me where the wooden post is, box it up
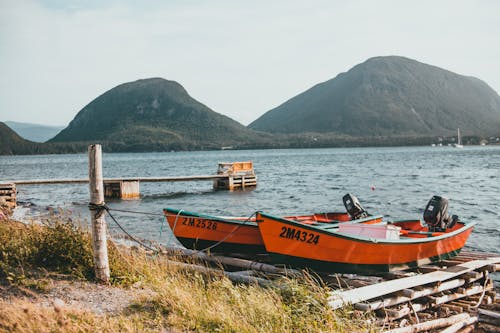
[88,144,110,283]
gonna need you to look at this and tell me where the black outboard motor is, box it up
[423,195,459,232]
[343,193,369,220]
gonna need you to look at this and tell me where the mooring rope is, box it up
[167,209,184,246]
[88,202,159,253]
[102,207,164,216]
[89,203,260,255]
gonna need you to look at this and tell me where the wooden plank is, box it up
[428,284,490,305]
[478,308,500,320]
[328,257,500,310]
[442,304,464,313]
[384,313,470,333]
[456,325,475,333]
[355,278,466,311]
[0,190,16,194]
[440,316,477,333]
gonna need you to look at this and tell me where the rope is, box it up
[89,202,259,255]
[104,207,164,216]
[167,209,184,246]
[471,277,489,309]
[88,202,159,253]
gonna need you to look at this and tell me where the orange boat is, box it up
[163,206,383,254]
[256,196,475,273]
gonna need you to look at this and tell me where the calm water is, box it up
[1,146,499,253]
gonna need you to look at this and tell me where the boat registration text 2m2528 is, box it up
[181,217,218,230]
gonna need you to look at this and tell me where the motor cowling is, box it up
[343,193,369,220]
[423,195,459,232]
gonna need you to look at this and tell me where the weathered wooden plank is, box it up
[439,316,477,333]
[384,313,470,333]
[0,190,16,195]
[329,258,500,309]
[442,303,464,313]
[478,308,500,320]
[159,246,301,277]
[428,284,490,305]
[456,325,475,333]
[355,278,466,311]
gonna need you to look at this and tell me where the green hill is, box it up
[0,122,85,155]
[0,122,44,155]
[249,56,500,137]
[50,78,267,151]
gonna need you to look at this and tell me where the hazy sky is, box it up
[1,0,499,127]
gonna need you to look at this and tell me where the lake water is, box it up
[1,146,499,254]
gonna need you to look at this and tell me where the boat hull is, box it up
[257,212,475,273]
[164,209,264,253]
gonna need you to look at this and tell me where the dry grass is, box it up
[0,215,374,333]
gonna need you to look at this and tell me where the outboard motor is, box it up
[343,193,369,220]
[423,195,459,232]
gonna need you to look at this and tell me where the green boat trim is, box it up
[164,207,259,227]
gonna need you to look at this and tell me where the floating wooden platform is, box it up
[214,161,257,190]
[325,250,499,332]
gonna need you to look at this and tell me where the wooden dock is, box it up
[1,162,258,204]
[12,175,228,185]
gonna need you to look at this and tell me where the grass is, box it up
[0,214,374,332]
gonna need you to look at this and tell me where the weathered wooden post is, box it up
[88,144,110,283]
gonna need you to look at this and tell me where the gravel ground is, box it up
[0,279,154,315]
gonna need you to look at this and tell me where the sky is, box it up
[0,0,499,127]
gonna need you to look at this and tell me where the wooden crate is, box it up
[214,162,257,190]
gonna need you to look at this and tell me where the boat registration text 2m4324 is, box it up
[279,227,320,245]
[181,217,218,230]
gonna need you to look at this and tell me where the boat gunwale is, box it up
[257,212,476,245]
[163,207,259,227]
[163,208,382,228]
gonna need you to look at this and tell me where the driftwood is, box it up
[159,245,301,277]
[384,313,470,333]
[163,259,273,287]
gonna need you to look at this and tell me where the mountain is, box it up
[249,56,500,137]
[0,122,84,155]
[50,78,267,151]
[0,122,41,155]
[4,121,65,142]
